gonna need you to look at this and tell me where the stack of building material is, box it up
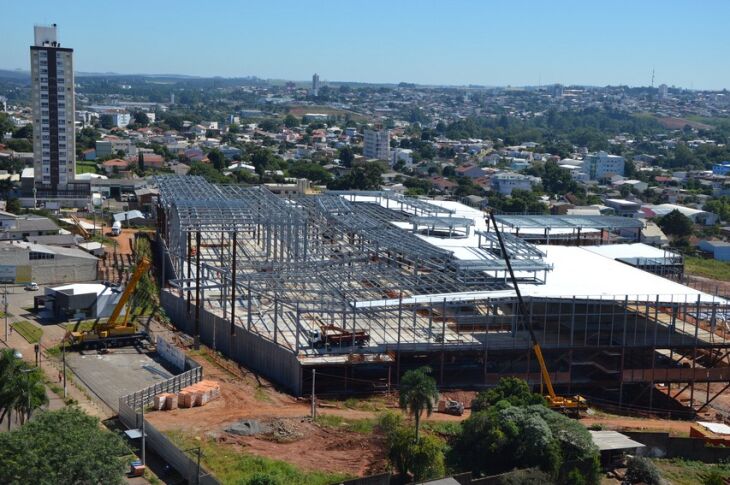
[178,380,221,408]
[153,394,167,410]
[164,393,178,410]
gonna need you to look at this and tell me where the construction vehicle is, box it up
[308,323,370,348]
[488,211,587,416]
[69,258,151,349]
[70,214,90,239]
[438,398,465,416]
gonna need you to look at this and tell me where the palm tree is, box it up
[15,368,47,424]
[0,350,48,428]
[0,349,22,430]
[398,366,439,441]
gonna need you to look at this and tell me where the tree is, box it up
[398,366,438,441]
[208,148,225,171]
[0,407,128,485]
[12,124,33,140]
[387,427,445,481]
[327,161,385,190]
[657,209,693,238]
[99,114,115,130]
[132,111,149,127]
[5,198,21,214]
[471,377,546,412]
[338,146,354,167]
[0,349,48,428]
[283,114,299,128]
[625,456,664,485]
[452,402,600,484]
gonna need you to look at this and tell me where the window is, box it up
[30,251,54,261]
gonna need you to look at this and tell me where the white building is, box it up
[491,172,541,195]
[31,24,76,192]
[364,125,390,161]
[658,84,668,100]
[583,151,625,180]
[391,148,414,167]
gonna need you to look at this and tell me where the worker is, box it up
[58,371,63,383]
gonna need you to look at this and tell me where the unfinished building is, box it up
[154,176,730,416]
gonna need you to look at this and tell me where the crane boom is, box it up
[488,211,585,413]
[107,258,151,326]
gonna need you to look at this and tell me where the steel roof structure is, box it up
[493,214,644,230]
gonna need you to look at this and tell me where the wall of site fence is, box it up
[161,290,303,395]
[119,400,219,485]
[120,364,202,410]
[626,431,730,463]
[118,361,219,485]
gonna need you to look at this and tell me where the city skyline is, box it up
[2,0,730,90]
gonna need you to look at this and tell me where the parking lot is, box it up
[66,348,175,411]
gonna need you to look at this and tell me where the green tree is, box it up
[0,349,48,428]
[657,209,694,238]
[398,366,438,441]
[471,377,546,412]
[453,403,599,484]
[132,111,149,127]
[5,198,21,214]
[99,114,115,130]
[387,427,445,481]
[338,146,354,167]
[625,456,663,485]
[12,124,33,140]
[208,148,225,171]
[0,407,128,485]
[283,114,299,128]
[327,161,385,190]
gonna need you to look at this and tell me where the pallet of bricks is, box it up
[152,380,220,410]
[179,380,221,408]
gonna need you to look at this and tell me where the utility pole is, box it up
[196,447,201,485]
[62,340,67,399]
[3,284,7,342]
[311,369,316,419]
[140,403,146,466]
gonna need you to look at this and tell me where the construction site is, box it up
[153,175,730,417]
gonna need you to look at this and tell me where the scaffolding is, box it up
[154,176,730,414]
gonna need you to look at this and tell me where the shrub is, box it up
[497,467,555,484]
[244,473,281,485]
[625,456,664,485]
[471,377,546,412]
[387,426,445,481]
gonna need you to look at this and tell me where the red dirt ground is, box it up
[146,349,469,476]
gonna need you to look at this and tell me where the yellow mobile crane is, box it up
[488,212,587,416]
[70,258,152,348]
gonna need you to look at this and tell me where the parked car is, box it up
[24,282,39,291]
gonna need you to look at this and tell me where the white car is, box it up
[25,282,39,291]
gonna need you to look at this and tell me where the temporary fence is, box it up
[118,358,220,485]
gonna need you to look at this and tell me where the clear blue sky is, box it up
[2,0,729,89]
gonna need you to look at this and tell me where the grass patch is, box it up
[421,420,461,437]
[64,320,97,333]
[651,458,730,485]
[254,386,273,403]
[315,414,375,434]
[685,256,730,281]
[166,430,352,485]
[12,320,42,343]
[343,396,388,412]
[76,164,98,174]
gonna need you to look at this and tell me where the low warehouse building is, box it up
[44,283,121,319]
[0,241,98,284]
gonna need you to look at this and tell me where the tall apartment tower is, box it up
[312,73,320,97]
[31,24,75,193]
[363,124,391,161]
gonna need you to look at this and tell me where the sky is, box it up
[2,0,729,90]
